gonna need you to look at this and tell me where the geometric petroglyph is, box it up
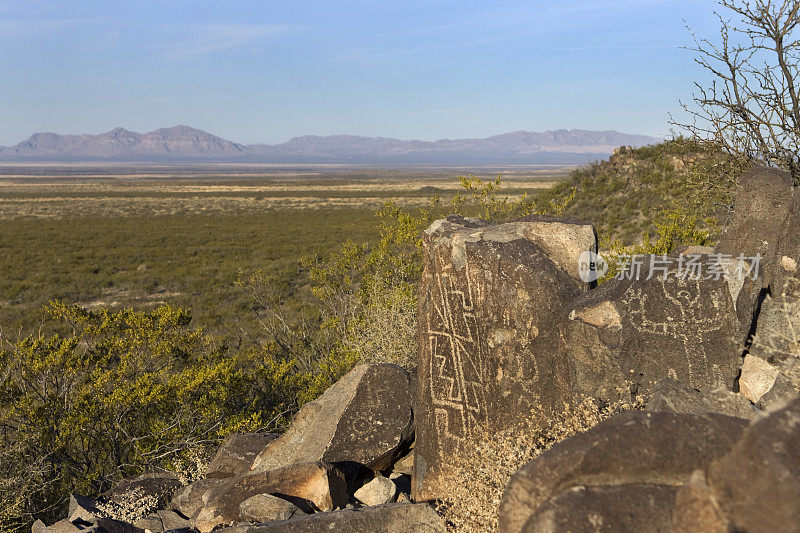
[427,256,488,446]
[414,215,593,501]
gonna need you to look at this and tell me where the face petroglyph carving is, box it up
[623,278,731,388]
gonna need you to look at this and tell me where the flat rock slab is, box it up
[215,503,446,533]
[562,259,743,401]
[250,363,413,474]
[194,462,348,533]
[239,493,302,523]
[414,215,592,501]
[499,411,748,533]
[206,433,278,479]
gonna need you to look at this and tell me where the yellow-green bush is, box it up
[0,302,309,528]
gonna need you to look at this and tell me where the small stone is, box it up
[355,476,397,506]
[239,493,301,522]
[32,520,47,533]
[781,255,798,272]
[391,451,413,476]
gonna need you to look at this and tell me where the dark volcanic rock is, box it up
[561,258,742,402]
[205,433,278,479]
[250,364,413,474]
[716,166,795,340]
[740,277,800,408]
[498,411,747,533]
[194,462,348,533]
[522,484,678,532]
[687,396,800,532]
[67,493,103,522]
[414,215,595,501]
[238,493,302,523]
[214,503,446,533]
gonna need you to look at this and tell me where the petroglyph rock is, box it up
[414,215,594,500]
[561,258,743,401]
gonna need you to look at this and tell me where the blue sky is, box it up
[0,0,721,145]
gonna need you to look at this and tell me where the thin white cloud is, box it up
[162,23,296,60]
[328,0,682,63]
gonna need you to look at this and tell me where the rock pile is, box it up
[37,166,800,533]
[37,363,435,533]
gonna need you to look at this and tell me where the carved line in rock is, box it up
[427,250,488,446]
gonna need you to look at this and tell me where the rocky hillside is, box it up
[535,139,742,245]
[0,127,658,163]
[34,165,800,533]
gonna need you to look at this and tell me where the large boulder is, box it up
[194,462,348,533]
[561,258,743,402]
[414,215,594,501]
[249,364,413,474]
[214,503,445,533]
[498,411,748,533]
[740,277,800,409]
[673,396,800,532]
[206,433,278,479]
[716,166,795,340]
[773,189,800,291]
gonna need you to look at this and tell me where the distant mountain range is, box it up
[0,125,660,164]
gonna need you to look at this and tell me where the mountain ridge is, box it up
[0,126,660,164]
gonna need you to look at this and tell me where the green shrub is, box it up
[0,302,308,528]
